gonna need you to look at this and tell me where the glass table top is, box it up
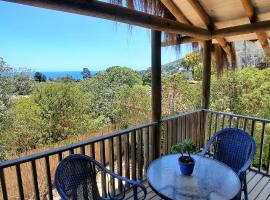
[147,154,241,200]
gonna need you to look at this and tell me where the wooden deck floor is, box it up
[125,171,270,200]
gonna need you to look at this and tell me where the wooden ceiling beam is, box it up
[160,0,190,24]
[161,36,200,46]
[187,0,234,58]
[3,0,211,39]
[160,0,203,47]
[241,0,270,59]
[212,20,270,38]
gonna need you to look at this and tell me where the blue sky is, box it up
[0,1,191,72]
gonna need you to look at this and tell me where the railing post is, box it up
[151,30,161,159]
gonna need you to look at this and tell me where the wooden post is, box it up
[151,30,161,159]
[201,40,212,145]
[202,40,212,109]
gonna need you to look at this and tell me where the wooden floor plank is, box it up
[248,173,263,193]
[122,172,270,200]
[247,171,257,182]
[249,176,269,200]
[257,181,270,200]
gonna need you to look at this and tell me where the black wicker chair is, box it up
[200,128,256,200]
[55,154,147,200]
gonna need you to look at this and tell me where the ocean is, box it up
[41,71,97,80]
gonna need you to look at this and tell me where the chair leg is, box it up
[243,172,248,200]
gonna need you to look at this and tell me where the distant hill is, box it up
[162,59,184,74]
[140,58,184,76]
[139,58,186,84]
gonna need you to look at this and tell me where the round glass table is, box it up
[147,154,241,200]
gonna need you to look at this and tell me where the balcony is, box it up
[1,109,270,200]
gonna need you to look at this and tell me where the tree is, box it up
[162,73,201,116]
[31,83,92,143]
[34,72,47,82]
[0,57,14,127]
[181,51,202,80]
[56,75,75,83]
[80,66,142,123]
[81,68,91,79]
[13,68,34,95]
[115,84,151,128]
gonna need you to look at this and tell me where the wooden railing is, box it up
[160,110,205,155]
[1,109,270,199]
[0,122,157,200]
[203,109,270,176]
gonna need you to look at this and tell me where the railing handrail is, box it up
[203,109,270,123]
[0,121,158,169]
[161,109,203,122]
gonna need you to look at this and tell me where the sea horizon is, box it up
[40,71,98,80]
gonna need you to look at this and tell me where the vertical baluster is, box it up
[185,115,189,139]
[229,115,233,128]
[187,114,191,141]
[177,117,182,144]
[124,133,130,180]
[116,135,123,191]
[31,160,40,200]
[175,118,179,144]
[69,148,74,155]
[164,121,168,154]
[80,146,85,155]
[131,131,136,180]
[208,112,213,140]
[259,122,265,172]
[243,119,248,131]
[45,156,53,200]
[16,164,24,200]
[0,168,8,200]
[168,120,172,149]
[251,120,255,137]
[137,129,143,180]
[214,114,218,133]
[100,140,106,197]
[90,143,95,159]
[235,117,240,128]
[188,114,194,141]
[221,114,225,129]
[149,126,154,163]
[196,112,200,147]
[108,138,115,195]
[183,116,186,141]
[199,111,204,148]
[58,152,63,162]
[143,127,149,171]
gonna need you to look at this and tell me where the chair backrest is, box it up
[55,154,101,200]
[209,128,256,174]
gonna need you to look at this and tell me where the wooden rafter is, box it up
[160,0,204,47]
[160,0,190,24]
[240,0,270,59]
[186,0,235,60]
[212,20,270,38]
[161,36,201,46]
[3,0,210,39]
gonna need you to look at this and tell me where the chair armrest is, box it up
[92,159,147,200]
[237,157,253,177]
[200,139,214,156]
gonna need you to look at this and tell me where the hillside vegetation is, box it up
[1,51,270,162]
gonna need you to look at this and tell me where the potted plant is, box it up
[170,139,196,176]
